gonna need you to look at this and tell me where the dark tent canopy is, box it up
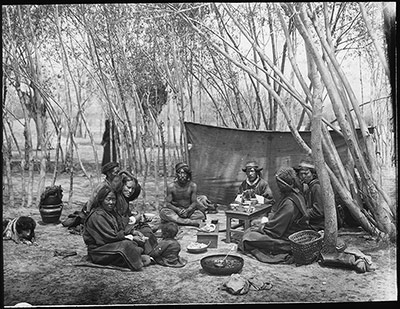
[185,122,367,205]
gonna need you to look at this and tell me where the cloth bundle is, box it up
[320,246,375,273]
[221,274,273,295]
[62,211,87,235]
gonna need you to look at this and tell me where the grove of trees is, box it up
[2,3,396,249]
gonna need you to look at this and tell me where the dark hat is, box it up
[101,162,119,175]
[175,162,189,173]
[242,161,263,172]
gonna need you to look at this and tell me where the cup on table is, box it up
[243,201,251,209]
[230,203,240,211]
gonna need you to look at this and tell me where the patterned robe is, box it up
[238,177,274,204]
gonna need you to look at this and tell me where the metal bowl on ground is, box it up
[200,254,244,275]
[187,241,210,253]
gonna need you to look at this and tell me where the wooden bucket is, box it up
[39,203,63,224]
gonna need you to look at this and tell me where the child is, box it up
[149,222,187,268]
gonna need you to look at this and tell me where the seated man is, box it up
[235,161,275,205]
[159,162,206,227]
[295,160,324,232]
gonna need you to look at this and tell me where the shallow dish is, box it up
[187,241,210,253]
[200,254,244,275]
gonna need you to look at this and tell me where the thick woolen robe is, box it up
[240,190,309,256]
[149,238,186,268]
[114,192,158,255]
[304,179,325,231]
[238,177,274,204]
[83,208,144,271]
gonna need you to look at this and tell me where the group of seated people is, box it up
[82,162,187,271]
[82,158,326,270]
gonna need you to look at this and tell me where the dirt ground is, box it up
[2,168,397,306]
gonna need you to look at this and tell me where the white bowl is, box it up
[144,213,156,221]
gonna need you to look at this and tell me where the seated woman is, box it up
[82,185,150,271]
[159,162,206,227]
[112,170,158,255]
[238,167,310,263]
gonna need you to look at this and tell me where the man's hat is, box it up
[242,161,263,172]
[175,162,189,173]
[295,160,315,171]
[101,162,119,175]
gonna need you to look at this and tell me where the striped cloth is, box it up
[3,218,21,243]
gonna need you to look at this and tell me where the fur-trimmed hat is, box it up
[101,162,119,175]
[242,161,263,172]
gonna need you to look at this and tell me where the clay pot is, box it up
[39,203,63,224]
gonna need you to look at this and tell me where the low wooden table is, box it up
[225,205,271,243]
[197,224,219,248]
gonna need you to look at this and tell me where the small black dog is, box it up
[3,216,37,245]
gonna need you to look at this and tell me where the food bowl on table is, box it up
[199,223,216,233]
[187,241,210,253]
[200,254,244,275]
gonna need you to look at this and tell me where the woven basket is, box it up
[288,230,323,265]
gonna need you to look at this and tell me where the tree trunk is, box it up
[312,14,394,221]
[104,11,135,170]
[307,45,338,252]
[3,126,15,207]
[213,3,248,128]
[189,71,228,127]
[293,4,395,240]
[52,122,62,186]
[359,3,390,79]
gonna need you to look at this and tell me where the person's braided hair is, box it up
[276,167,297,185]
[93,185,114,209]
[275,167,300,193]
